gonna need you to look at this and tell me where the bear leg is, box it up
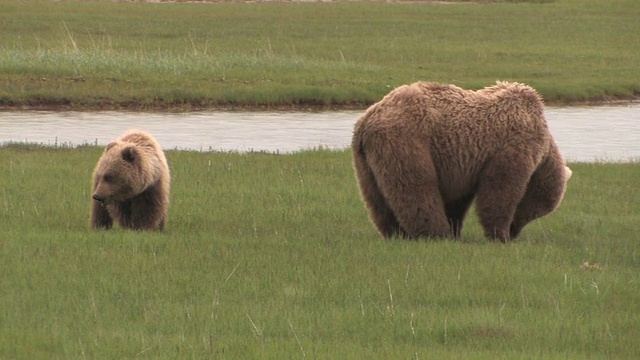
[353,146,404,237]
[510,154,569,239]
[366,142,451,239]
[475,155,533,241]
[90,174,114,229]
[90,200,113,229]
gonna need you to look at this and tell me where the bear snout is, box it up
[92,194,106,202]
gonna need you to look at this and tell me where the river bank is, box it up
[2,94,638,113]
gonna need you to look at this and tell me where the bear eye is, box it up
[103,174,114,183]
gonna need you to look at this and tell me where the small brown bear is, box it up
[90,129,170,231]
[352,81,571,242]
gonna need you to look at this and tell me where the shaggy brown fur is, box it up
[352,81,571,241]
[90,129,170,230]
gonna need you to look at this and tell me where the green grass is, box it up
[1,145,639,358]
[1,0,639,109]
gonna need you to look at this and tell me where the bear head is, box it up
[564,166,572,181]
[92,141,157,203]
[555,165,573,209]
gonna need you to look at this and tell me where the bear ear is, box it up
[121,146,137,162]
[106,141,117,151]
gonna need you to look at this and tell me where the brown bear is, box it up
[352,81,571,242]
[90,129,170,231]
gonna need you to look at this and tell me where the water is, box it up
[545,105,639,162]
[0,111,356,154]
[1,104,638,162]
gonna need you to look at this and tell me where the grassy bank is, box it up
[1,145,639,358]
[1,0,639,110]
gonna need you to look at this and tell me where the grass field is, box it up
[2,0,639,357]
[1,145,639,358]
[1,0,639,109]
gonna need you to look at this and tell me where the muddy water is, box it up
[1,104,638,162]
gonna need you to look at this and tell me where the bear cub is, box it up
[90,129,170,231]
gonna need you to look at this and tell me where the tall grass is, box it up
[1,0,638,109]
[1,145,639,358]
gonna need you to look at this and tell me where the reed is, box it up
[1,145,639,358]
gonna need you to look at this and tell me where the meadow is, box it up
[1,0,639,358]
[0,0,639,110]
[1,145,639,358]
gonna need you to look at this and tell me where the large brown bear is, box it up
[90,129,170,231]
[352,81,571,242]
